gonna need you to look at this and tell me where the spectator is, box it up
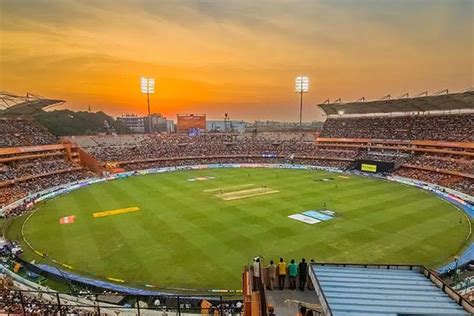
[298,258,308,291]
[201,299,212,315]
[267,260,276,290]
[297,305,307,316]
[268,304,276,316]
[288,259,298,290]
[277,258,287,290]
[252,258,260,291]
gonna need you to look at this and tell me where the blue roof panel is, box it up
[311,265,469,315]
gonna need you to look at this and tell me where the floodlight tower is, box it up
[141,77,155,133]
[295,76,309,129]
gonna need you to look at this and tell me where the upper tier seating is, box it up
[0,118,57,148]
[320,114,473,142]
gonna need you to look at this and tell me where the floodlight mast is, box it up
[141,77,155,133]
[295,76,309,129]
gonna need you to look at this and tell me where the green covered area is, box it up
[6,168,471,290]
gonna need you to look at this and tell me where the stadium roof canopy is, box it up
[0,92,64,117]
[310,263,472,315]
[317,90,474,116]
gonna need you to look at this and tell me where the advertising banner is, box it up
[361,163,377,172]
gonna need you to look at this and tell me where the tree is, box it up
[34,109,131,136]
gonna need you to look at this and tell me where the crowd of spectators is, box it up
[394,168,473,196]
[320,114,474,142]
[388,152,473,195]
[87,134,317,162]
[119,157,353,172]
[404,154,473,174]
[81,133,357,164]
[0,118,57,148]
[1,123,471,213]
[0,289,82,315]
[452,179,474,196]
[77,132,472,195]
[0,157,74,181]
[0,169,96,210]
[0,287,243,315]
[355,150,408,165]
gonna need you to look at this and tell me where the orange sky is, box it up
[0,0,472,121]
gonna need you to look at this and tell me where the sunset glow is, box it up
[1,0,472,121]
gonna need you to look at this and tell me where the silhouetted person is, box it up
[298,258,308,291]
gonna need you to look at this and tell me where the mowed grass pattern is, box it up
[10,168,471,290]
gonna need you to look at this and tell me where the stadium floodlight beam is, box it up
[141,77,155,133]
[295,76,309,129]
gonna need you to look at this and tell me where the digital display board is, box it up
[177,114,206,132]
[361,163,377,172]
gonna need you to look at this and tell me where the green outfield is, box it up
[6,168,471,291]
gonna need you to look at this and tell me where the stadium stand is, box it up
[0,95,103,211]
[318,90,473,116]
[0,91,473,314]
[70,133,354,172]
[320,113,473,141]
[1,91,472,213]
[0,92,64,117]
[0,267,242,315]
[0,118,57,147]
[316,90,474,196]
[68,124,472,196]
[0,143,97,210]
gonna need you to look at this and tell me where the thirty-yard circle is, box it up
[9,167,470,290]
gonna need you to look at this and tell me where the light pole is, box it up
[141,77,155,133]
[295,76,309,129]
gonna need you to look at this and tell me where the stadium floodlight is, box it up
[295,76,309,128]
[295,76,309,93]
[140,77,155,133]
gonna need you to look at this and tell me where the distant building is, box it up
[207,120,246,133]
[166,120,176,133]
[144,113,169,133]
[118,113,175,133]
[117,114,145,133]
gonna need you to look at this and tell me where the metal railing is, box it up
[0,288,243,315]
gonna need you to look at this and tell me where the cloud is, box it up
[0,0,472,121]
